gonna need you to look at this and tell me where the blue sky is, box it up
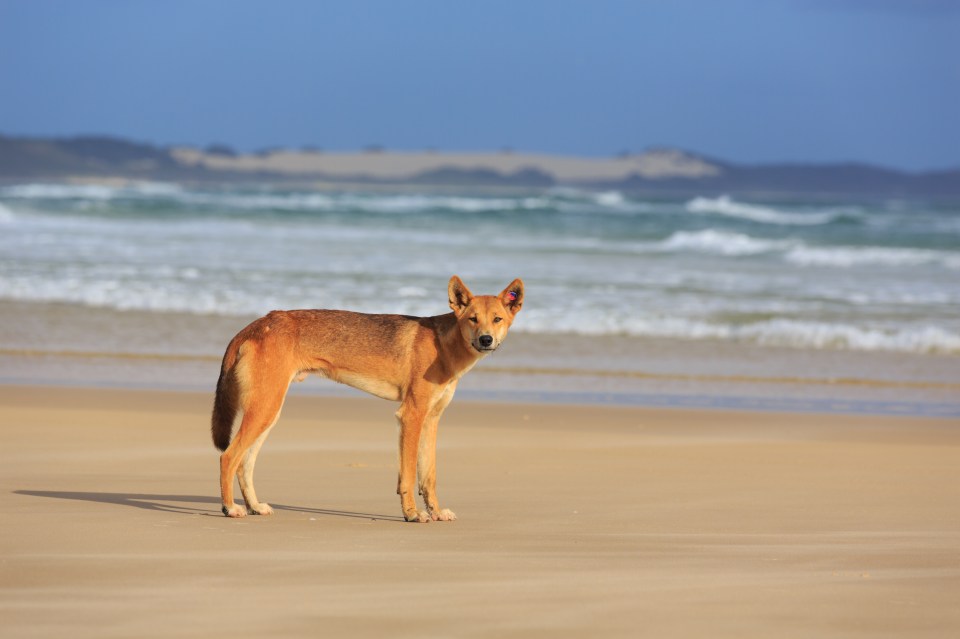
[1,0,957,170]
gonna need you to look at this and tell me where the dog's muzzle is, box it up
[475,335,496,352]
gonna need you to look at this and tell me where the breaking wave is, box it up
[685,195,855,226]
[3,268,958,354]
[0,182,665,217]
[651,230,960,269]
[519,314,960,355]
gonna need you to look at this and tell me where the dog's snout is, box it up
[478,335,494,348]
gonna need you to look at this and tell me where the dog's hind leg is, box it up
[237,406,283,515]
[220,374,288,518]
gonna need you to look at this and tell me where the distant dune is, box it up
[169,146,721,182]
[1,133,958,197]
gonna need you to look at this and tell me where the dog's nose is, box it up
[478,335,494,348]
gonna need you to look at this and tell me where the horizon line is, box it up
[3,130,959,174]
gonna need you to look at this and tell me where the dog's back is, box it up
[211,309,450,449]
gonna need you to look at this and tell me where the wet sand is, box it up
[2,385,958,637]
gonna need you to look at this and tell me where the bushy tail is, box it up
[211,337,243,451]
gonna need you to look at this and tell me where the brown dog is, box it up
[211,275,524,522]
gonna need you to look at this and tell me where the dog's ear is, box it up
[448,275,474,316]
[499,278,524,315]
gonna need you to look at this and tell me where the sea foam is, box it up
[739,320,960,354]
[659,230,795,256]
[0,182,183,200]
[593,191,627,207]
[786,245,960,270]
[1,183,119,200]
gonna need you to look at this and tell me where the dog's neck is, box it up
[435,312,485,380]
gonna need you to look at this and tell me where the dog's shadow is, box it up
[12,490,403,521]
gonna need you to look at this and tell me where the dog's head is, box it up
[448,275,524,354]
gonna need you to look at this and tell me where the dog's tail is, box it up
[211,335,244,452]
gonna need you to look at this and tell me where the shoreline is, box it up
[2,384,958,637]
[2,299,959,417]
[3,346,959,417]
[2,368,959,419]
[5,344,959,391]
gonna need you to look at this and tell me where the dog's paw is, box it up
[430,508,457,522]
[247,503,274,516]
[404,509,431,523]
[222,504,247,518]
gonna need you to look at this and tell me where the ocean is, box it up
[1,182,958,413]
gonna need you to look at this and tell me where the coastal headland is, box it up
[3,133,959,197]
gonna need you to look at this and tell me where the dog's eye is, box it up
[493,317,502,323]
[469,316,478,323]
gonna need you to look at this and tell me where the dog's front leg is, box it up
[418,383,457,521]
[396,398,430,523]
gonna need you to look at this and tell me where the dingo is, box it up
[211,275,524,522]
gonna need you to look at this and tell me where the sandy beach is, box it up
[2,384,958,637]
